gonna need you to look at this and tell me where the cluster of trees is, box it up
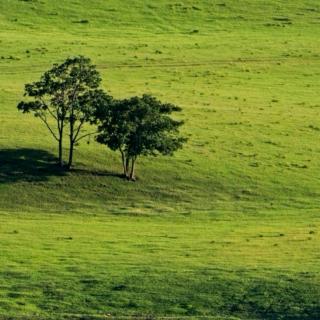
[18,56,186,180]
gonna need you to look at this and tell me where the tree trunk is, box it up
[67,118,74,170]
[125,158,130,179]
[120,151,127,177]
[58,123,64,167]
[58,138,63,167]
[67,140,74,170]
[129,158,136,181]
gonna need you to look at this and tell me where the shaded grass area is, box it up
[0,0,320,319]
[2,270,320,319]
[0,148,65,184]
[0,212,319,319]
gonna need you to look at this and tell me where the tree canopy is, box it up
[17,56,111,169]
[96,94,186,180]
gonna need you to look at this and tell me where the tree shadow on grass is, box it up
[0,148,66,184]
[70,167,125,179]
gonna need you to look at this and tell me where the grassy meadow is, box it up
[0,0,320,319]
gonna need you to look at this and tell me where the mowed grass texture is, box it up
[0,0,320,319]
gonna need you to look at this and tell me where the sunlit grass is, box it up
[0,0,320,318]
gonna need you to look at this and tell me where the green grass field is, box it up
[0,0,320,319]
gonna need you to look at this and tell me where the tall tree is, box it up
[17,56,108,169]
[96,94,187,180]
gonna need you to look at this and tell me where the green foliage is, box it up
[96,94,186,180]
[17,56,104,169]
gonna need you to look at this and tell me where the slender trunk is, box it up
[125,158,130,179]
[120,151,127,177]
[67,140,74,170]
[58,138,63,167]
[67,117,74,170]
[129,158,136,181]
[58,122,64,167]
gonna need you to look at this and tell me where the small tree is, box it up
[96,94,187,180]
[17,56,108,169]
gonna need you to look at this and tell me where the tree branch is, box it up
[74,131,97,143]
[39,97,59,122]
[73,119,85,143]
[38,113,59,142]
[47,106,58,121]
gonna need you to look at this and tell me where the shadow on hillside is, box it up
[70,167,124,179]
[0,148,65,184]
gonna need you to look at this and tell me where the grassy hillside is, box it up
[0,0,320,319]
